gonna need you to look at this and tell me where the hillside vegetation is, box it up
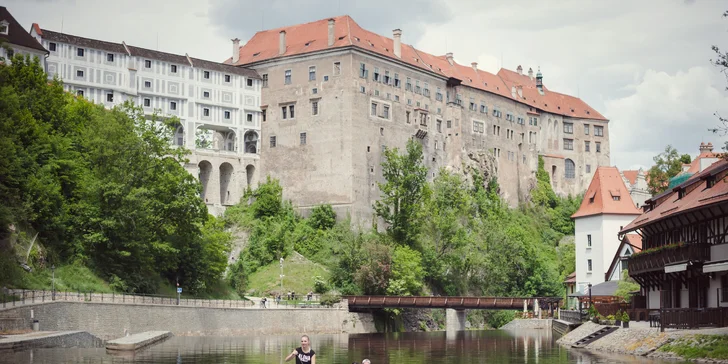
[0,55,230,295]
[225,139,581,328]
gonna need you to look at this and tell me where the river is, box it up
[0,329,687,363]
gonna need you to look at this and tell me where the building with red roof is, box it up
[620,159,728,329]
[572,166,641,295]
[228,15,611,223]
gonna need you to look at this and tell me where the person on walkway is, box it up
[285,335,316,364]
[307,291,313,301]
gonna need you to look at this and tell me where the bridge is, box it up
[343,295,562,331]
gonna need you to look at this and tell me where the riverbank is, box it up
[557,321,728,362]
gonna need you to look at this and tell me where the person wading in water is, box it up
[285,335,316,364]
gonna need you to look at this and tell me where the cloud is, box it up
[606,66,728,168]
[208,0,452,45]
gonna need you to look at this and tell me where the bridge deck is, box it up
[343,296,561,310]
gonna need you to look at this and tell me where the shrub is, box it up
[622,311,630,322]
[320,293,341,307]
[313,275,328,294]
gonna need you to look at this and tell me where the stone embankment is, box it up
[558,322,728,363]
[500,319,552,330]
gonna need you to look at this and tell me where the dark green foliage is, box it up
[647,145,690,195]
[308,204,336,230]
[319,293,342,307]
[0,57,229,294]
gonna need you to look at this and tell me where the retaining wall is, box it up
[0,301,376,340]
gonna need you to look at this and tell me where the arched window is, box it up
[223,131,236,152]
[244,131,258,154]
[565,159,575,179]
[174,126,184,146]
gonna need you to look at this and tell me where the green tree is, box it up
[615,270,641,302]
[387,245,425,296]
[647,145,690,195]
[308,204,336,230]
[374,139,428,246]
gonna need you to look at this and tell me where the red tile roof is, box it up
[571,166,642,219]
[624,234,642,251]
[230,15,607,121]
[31,23,42,36]
[564,272,576,284]
[621,159,728,233]
[622,170,639,186]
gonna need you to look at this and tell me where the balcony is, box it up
[628,243,711,276]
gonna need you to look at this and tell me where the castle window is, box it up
[584,124,590,135]
[145,60,152,68]
[563,138,574,150]
[203,71,211,79]
[223,110,230,119]
[225,75,232,83]
[270,136,276,148]
[311,100,319,116]
[586,164,591,173]
[284,70,291,84]
[49,42,57,51]
[565,159,575,179]
[300,132,307,145]
[107,53,115,62]
[595,125,604,136]
[596,142,602,153]
[359,63,368,78]
[262,74,268,87]
[333,62,341,76]
[563,122,573,134]
[309,66,316,81]
[170,64,177,73]
[247,78,254,87]
[170,101,177,111]
[77,48,85,57]
[0,21,8,35]
[394,73,401,87]
[585,141,590,152]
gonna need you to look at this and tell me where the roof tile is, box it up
[571,166,642,219]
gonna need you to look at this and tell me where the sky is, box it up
[6,0,728,170]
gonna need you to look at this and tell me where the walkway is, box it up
[343,295,561,310]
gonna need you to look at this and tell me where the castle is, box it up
[226,16,610,224]
[2,8,611,223]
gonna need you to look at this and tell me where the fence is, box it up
[661,308,728,330]
[1,289,325,310]
[560,310,585,324]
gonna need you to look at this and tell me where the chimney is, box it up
[536,67,544,95]
[517,65,523,75]
[528,67,534,80]
[471,62,478,71]
[279,30,286,56]
[445,52,454,66]
[328,19,335,47]
[699,142,714,153]
[231,38,240,64]
[393,29,402,58]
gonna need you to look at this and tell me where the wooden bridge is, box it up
[342,296,561,310]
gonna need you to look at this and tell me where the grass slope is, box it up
[659,335,728,360]
[245,252,328,297]
[12,264,113,293]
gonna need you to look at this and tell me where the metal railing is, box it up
[560,309,586,324]
[661,307,728,330]
[629,242,710,275]
[1,289,327,310]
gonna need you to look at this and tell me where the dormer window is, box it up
[707,176,716,188]
[613,196,621,201]
[0,21,8,35]
[678,188,686,199]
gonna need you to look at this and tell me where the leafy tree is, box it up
[251,177,284,219]
[647,145,691,195]
[374,139,429,247]
[387,245,424,296]
[308,204,336,230]
[354,240,393,295]
[615,270,641,302]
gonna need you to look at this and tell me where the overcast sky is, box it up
[7,0,728,170]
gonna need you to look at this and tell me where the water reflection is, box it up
[0,329,686,364]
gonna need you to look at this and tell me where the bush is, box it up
[622,311,630,322]
[313,275,328,294]
[320,293,341,307]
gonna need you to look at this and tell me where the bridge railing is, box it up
[0,289,325,310]
[560,310,586,324]
[343,295,561,310]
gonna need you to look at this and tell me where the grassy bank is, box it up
[1,262,113,293]
[659,335,728,360]
[245,252,328,297]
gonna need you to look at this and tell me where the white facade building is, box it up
[29,26,263,215]
[0,7,47,66]
[571,166,641,294]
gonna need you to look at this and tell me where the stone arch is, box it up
[246,164,256,188]
[222,131,236,152]
[565,159,575,179]
[244,131,258,154]
[551,165,557,181]
[219,162,234,205]
[198,160,213,203]
[174,125,185,147]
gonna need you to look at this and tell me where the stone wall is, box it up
[1,302,375,340]
[500,319,552,331]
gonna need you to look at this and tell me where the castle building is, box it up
[27,23,263,215]
[227,16,611,223]
[621,169,651,208]
[0,7,47,65]
[571,166,642,294]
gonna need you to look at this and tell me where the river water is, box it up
[0,329,686,363]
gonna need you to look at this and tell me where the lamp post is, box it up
[51,265,56,301]
[279,257,284,297]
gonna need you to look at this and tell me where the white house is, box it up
[0,7,47,66]
[571,166,642,294]
[28,25,263,215]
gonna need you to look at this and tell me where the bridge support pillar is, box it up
[445,309,466,332]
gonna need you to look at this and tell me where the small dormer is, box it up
[0,20,9,35]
